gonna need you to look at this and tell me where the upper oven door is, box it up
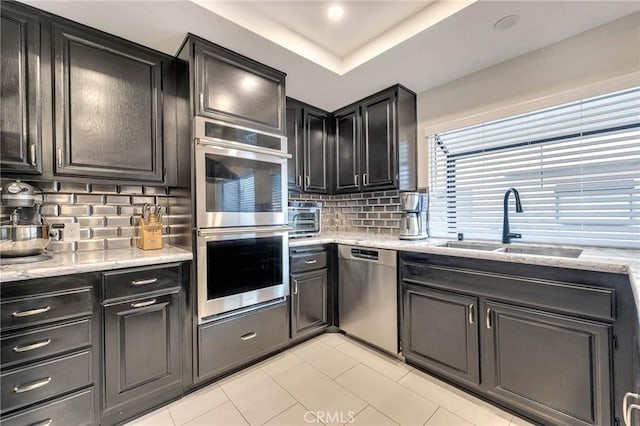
[195,141,288,228]
[194,117,287,156]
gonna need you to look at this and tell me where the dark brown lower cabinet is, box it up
[402,284,479,387]
[482,301,612,426]
[291,269,328,338]
[102,292,182,424]
[197,301,289,382]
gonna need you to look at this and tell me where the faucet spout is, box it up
[502,188,524,244]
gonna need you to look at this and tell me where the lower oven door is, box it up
[197,226,289,322]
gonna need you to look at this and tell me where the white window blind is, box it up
[429,87,640,248]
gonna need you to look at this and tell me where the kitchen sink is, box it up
[438,241,503,251]
[494,246,583,258]
[437,241,583,258]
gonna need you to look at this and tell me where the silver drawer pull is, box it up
[304,259,318,265]
[240,332,257,341]
[14,377,52,393]
[28,419,52,426]
[486,308,492,329]
[131,278,158,286]
[468,304,474,325]
[131,299,157,308]
[14,339,52,353]
[624,392,640,426]
[12,306,51,318]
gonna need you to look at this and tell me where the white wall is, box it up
[416,12,640,189]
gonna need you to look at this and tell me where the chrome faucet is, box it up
[502,188,523,244]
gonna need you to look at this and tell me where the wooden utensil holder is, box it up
[137,216,163,250]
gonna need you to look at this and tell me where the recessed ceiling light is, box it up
[327,4,344,22]
[493,15,520,31]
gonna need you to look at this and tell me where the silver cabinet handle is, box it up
[14,377,51,393]
[14,339,52,353]
[131,278,158,286]
[29,419,52,426]
[354,174,359,186]
[305,176,310,188]
[624,392,640,426]
[12,306,51,318]
[468,304,474,325]
[486,308,492,329]
[30,143,37,166]
[627,404,640,426]
[199,93,204,110]
[304,259,317,265]
[363,173,368,186]
[296,175,302,187]
[131,299,157,308]
[293,280,298,295]
[240,332,257,341]
[57,148,62,167]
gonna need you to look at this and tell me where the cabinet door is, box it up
[0,4,41,174]
[482,301,612,426]
[194,41,285,134]
[52,22,164,182]
[103,293,181,411]
[291,269,328,338]
[303,109,330,193]
[402,283,480,387]
[361,92,396,190]
[334,107,360,193]
[286,101,304,192]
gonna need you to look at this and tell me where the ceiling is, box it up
[24,0,640,111]
[192,0,474,74]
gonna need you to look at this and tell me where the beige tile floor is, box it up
[125,333,536,426]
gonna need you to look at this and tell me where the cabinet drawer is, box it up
[0,350,92,414]
[1,387,94,426]
[198,301,288,379]
[103,264,181,302]
[1,319,91,368]
[1,289,92,332]
[290,251,327,273]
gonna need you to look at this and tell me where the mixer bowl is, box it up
[0,224,50,257]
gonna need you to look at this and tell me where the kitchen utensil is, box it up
[0,180,50,258]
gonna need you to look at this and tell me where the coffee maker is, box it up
[399,192,428,240]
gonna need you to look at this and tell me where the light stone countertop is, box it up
[0,245,193,282]
[290,232,640,323]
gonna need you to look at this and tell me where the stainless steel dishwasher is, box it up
[338,245,398,354]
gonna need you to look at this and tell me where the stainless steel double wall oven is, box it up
[194,117,290,322]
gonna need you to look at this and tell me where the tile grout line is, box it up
[341,403,371,426]
[258,358,328,426]
[422,405,441,426]
[218,386,253,426]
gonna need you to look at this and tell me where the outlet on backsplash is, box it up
[49,223,80,242]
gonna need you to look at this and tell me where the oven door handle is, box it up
[195,137,292,159]
[198,226,291,237]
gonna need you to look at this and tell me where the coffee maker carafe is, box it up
[399,192,428,240]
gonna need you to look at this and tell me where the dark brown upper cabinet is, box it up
[304,108,330,193]
[178,35,286,135]
[0,3,42,175]
[52,21,171,182]
[333,106,360,193]
[285,98,331,194]
[286,101,304,192]
[334,85,417,193]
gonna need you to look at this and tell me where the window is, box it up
[429,87,640,248]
